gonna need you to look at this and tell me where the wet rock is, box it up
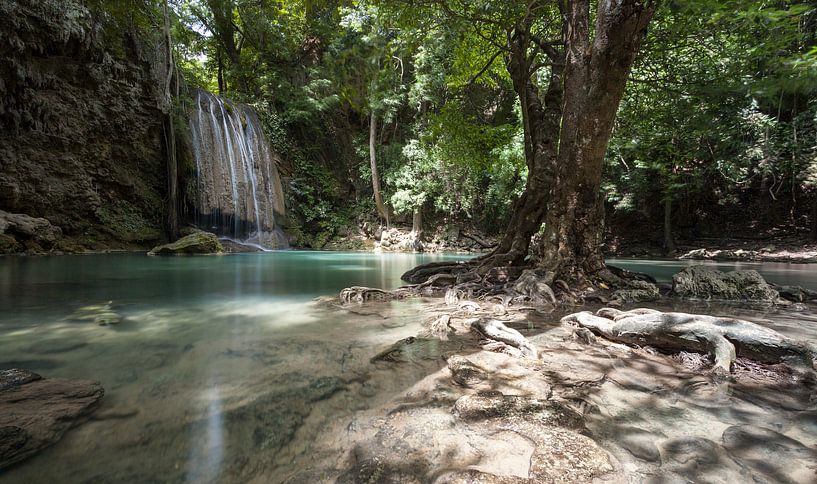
[0,369,103,470]
[773,284,817,303]
[226,376,346,454]
[147,231,224,255]
[671,266,779,303]
[370,337,443,363]
[0,369,42,391]
[661,436,720,468]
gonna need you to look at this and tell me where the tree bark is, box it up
[412,208,423,237]
[482,24,563,269]
[537,0,655,281]
[811,194,817,241]
[369,112,389,225]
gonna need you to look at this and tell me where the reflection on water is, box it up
[0,253,814,483]
[0,252,468,483]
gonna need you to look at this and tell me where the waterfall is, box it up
[189,90,287,249]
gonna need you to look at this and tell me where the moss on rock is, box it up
[147,231,224,255]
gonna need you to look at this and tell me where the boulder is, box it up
[671,266,779,303]
[0,369,103,470]
[0,210,62,251]
[611,280,660,303]
[147,231,224,255]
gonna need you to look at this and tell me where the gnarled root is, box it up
[470,318,538,359]
[561,308,817,373]
[339,286,414,304]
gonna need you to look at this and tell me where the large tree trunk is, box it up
[369,112,389,226]
[537,0,654,281]
[482,25,563,269]
[402,0,655,286]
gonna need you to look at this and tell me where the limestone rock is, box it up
[0,210,62,250]
[611,279,660,303]
[453,391,549,421]
[671,266,779,302]
[447,355,486,387]
[0,369,103,470]
[1,0,167,251]
[147,231,224,255]
[721,425,817,483]
[617,426,663,462]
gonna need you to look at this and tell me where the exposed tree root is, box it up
[561,308,817,374]
[470,318,538,359]
[339,286,415,303]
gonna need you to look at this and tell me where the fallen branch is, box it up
[561,308,817,373]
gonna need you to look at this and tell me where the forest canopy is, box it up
[156,0,816,258]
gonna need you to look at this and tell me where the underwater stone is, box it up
[0,370,103,470]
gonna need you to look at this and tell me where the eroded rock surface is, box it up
[0,369,103,470]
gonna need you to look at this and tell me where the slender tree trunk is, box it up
[412,208,423,237]
[163,0,179,240]
[485,26,563,268]
[217,50,225,96]
[369,112,389,226]
[664,196,676,254]
[811,195,817,241]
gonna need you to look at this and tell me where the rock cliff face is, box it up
[0,0,169,253]
[190,90,288,248]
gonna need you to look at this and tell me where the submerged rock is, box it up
[671,265,779,303]
[147,231,224,255]
[0,369,103,470]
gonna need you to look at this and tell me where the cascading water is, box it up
[189,90,288,249]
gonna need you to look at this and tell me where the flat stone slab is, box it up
[0,369,104,470]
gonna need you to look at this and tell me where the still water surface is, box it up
[0,252,815,482]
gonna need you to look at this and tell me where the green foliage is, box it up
[164,0,817,243]
[605,0,817,233]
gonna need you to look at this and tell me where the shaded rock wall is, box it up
[0,0,169,252]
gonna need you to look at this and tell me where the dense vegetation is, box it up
[77,0,816,263]
[162,1,817,252]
